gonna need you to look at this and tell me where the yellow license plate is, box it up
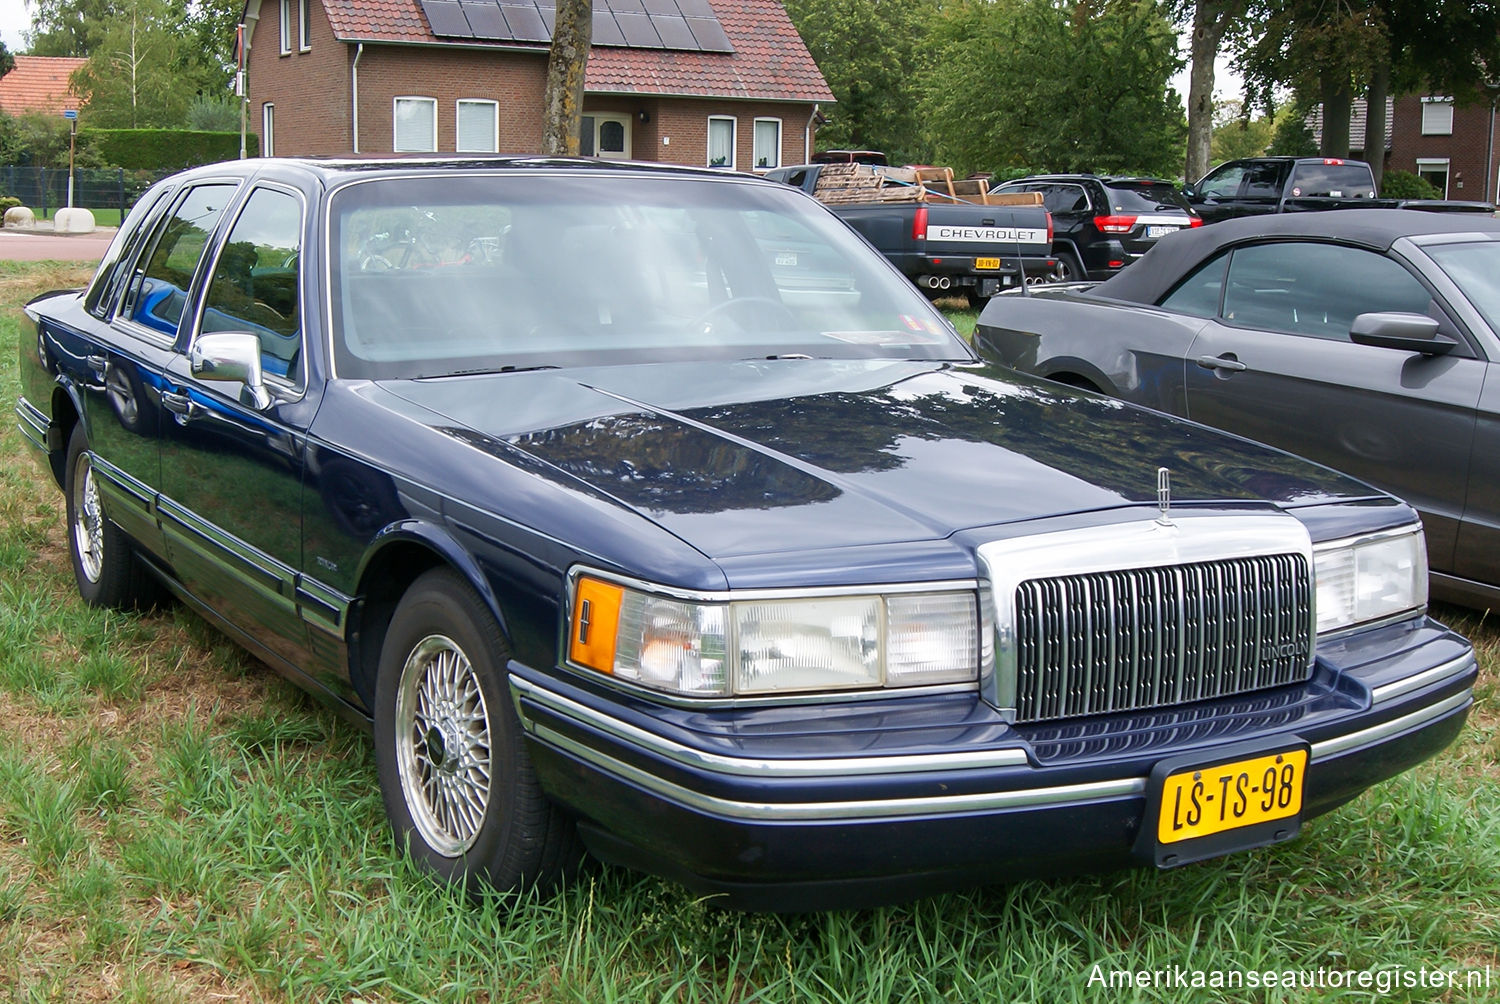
[1157,749,1306,844]
[974,257,1001,270]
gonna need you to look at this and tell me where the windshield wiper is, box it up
[415,364,560,378]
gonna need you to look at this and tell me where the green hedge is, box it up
[83,129,259,171]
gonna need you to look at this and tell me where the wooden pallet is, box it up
[811,163,1043,207]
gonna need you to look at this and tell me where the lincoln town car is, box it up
[15,159,1476,910]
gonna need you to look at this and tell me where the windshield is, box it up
[1287,163,1376,198]
[1105,182,1191,213]
[1426,240,1500,334]
[328,173,968,379]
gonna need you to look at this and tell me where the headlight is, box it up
[1314,527,1427,636]
[567,574,979,698]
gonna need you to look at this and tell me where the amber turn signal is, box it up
[569,577,624,674]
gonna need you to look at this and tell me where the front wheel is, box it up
[373,568,581,897]
[64,424,157,609]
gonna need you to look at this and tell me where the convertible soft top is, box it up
[1095,208,1500,305]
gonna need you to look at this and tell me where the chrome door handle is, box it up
[87,354,108,376]
[161,391,201,422]
[1195,354,1247,372]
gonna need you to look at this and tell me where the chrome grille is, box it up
[1012,554,1312,723]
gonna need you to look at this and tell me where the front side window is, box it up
[1220,242,1433,339]
[123,183,239,338]
[329,175,968,380]
[1196,163,1244,199]
[456,99,498,153]
[708,116,735,169]
[394,97,437,152]
[199,187,304,383]
[753,118,781,170]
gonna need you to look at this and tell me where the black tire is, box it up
[64,424,157,609]
[1052,252,1085,283]
[373,567,581,898]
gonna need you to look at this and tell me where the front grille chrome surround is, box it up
[977,514,1315,724]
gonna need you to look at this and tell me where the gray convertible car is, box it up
[976,210,1500,609]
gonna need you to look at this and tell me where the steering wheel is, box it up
[692,296,797,334]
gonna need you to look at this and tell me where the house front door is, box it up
[581,114,631,159]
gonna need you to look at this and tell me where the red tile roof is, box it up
[0,56,87,117]
[318,0,833,102]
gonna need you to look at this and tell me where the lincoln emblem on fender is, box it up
[1157,467,1172,526]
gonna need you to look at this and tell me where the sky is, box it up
[1,0,31,54]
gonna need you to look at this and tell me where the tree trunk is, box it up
[1319,74,1352,159]
[542,0,592,156]
[1365,61,1389,193]
[1185,2,1225,184]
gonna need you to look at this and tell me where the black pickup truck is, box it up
[766,163,1056,305]
[1185,156,1494,224]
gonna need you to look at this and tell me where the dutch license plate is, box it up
[974,257,1001,270]
[1146,225,1178,238]
[1158,748,1306,844]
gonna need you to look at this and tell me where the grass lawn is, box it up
[0,259,1497,1002]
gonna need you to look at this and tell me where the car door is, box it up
[156,183,320,670]
[1186,161,1247,223]
[1181,240,1483,573]
[1037,182,1094,266]
[83,181,241,560]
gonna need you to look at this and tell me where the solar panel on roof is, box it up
[460,0,510,38]
[650,14,697,50]
[421,0,473,37]
[592,10,626,46]
[614,11,662,46]
[419,0,732,53]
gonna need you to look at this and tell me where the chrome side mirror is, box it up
[190,332,273,410]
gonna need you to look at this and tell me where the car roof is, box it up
[1095,209,1500,305]
[158,154,760,188]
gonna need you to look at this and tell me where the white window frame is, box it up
[456,98,499,153]
[298,0,311,51]
[279,0,291,54]
[752,117,782,171]
[1416,157,1451,198]
[707,115,736,170]
[261,103,275,157]
[1420,97,1454,136]
[393,96,438,153]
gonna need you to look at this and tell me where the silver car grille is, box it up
[1012,554,1313,723]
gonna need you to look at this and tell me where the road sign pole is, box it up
[64,109,78,209]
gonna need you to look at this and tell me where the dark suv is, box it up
[992,174,1200,281]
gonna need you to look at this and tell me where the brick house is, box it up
[1388,95,1500,202]
[239,0,833,171]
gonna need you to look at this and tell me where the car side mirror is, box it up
[190,331,273,409]
[1181,184,1197,199]
[1348,312,1453,356]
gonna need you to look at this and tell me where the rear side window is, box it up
[1160,251,1229,317]
[1040,184,1089,214]
[1241,162,1285,199]
[86,186,171,318]
[122,183,239,339]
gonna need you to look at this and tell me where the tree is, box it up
[1209,99,1274,161]
[783,0,934,164]
[1173,1,1252,183]
[921,0,1185,178]
[0,42,15,82]
[27,0,117,57]
[541,0,591,155]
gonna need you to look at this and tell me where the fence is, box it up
[0,166,173,220]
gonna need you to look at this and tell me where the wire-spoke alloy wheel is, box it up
[63,425,156,609]
[374,568,582,897]
[71,449,105,584]
[394,633,493,857]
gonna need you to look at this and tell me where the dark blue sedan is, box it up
[15,159,1474,910]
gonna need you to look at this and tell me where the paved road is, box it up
[0,228,116,263]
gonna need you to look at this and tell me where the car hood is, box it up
[380,359,1380,559]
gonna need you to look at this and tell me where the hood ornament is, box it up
[1156,467,1173,526]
